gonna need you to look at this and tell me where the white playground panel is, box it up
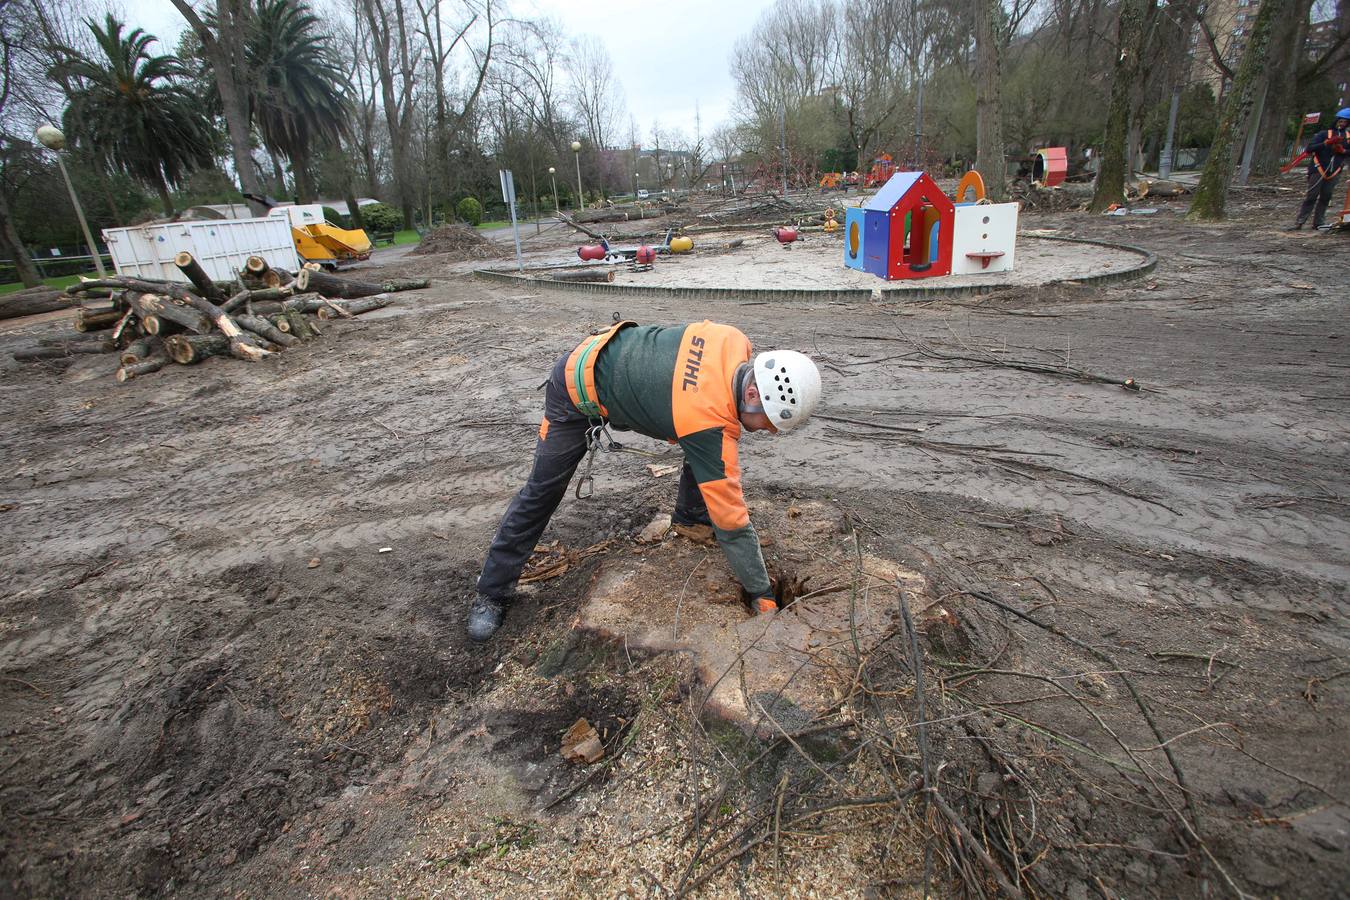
[951,202,1019,276]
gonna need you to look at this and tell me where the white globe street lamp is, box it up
[570,140,583,212]
[36,125,107,277]
[548,166,559,213]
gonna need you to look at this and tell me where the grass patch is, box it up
[476,221,511,231]
[391,229,421,246]
[0,274,84,295]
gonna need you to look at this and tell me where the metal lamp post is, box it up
[548,166,559,213]
[35,125,106,277]
[570,141,583,212]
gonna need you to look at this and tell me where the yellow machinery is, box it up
[269,204,372,266]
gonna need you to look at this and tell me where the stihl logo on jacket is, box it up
[682,335,706,391]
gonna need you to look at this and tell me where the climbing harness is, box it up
[569,313,634,500]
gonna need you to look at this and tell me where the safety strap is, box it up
[564,319,636,421]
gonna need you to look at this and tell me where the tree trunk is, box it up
[168,0,268,217]
[0,189,42,288]
[296,269,426,298]
[13,343,115,361]
[1188,0,1285,221]
[974,0,1007,202]
[74,308,124,332]
[1090,0,1152,212]
[345,184,366,233]
[546,269,616,284]
[1253,0,1312,175]
[154,169,175,217]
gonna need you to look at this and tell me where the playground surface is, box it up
[0,190,1346,898]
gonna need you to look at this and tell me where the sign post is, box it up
[499,169,524,273]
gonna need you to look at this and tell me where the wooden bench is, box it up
[372,231,397,246]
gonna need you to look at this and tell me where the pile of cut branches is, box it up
[10,253,428,382]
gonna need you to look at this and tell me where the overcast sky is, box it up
[127,0,775,142]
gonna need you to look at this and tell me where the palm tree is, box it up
[51,15,214,216]
[247,0,350,201]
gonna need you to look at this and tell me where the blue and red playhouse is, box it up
[843,171,955,280]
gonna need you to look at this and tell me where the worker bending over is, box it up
[469,320,823,641]
[1290,108,1349,231]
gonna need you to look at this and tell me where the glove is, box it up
[754,596,778,615]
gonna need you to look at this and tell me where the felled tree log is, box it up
[281,293,324,313]
[115,353,168,382]
[0,289,72,320]
[119,337,159,365]
[221,288,250,314]
[1136,178,1188,198]
[163,334,231,364]
[316,295,391,319]
[283,309,316,340]
[547,269,615,283]
[39,332,110,347]
[174,252,228,304]
[74,308,124,332]
[178,292,270,361]
[13,343,115,361]
[236,313,297,347]
[296,269,427,298]
[125,292,213,335]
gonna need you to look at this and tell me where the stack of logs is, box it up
[10,252,428,382]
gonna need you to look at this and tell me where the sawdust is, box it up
[411,223,511,259]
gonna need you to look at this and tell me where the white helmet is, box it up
[753,350,821,430]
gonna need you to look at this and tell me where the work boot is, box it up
[1286,222,1304,231]
[467,596,505,642]
[672,522,715,545]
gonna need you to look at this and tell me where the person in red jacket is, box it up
[1290,109,1350,231]
[468,320,823,642]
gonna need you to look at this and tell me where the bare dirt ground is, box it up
[1,186,1347,898]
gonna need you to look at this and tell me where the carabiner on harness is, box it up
[575,422,615,499]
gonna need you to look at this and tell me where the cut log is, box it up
[178,292,271,361]
[163,334,231,365]
[316,295,391,319]
[119,337,158,365]
[281,293,324,313]
[244,255,270,276]
[296,269,428,299]
[125,292,213,335]
[174,252,228,304]
[284,309,316,340]
[241,285,296,303]
[271,314,290,333]
[221,288,250,314]
[236,313,297,347]
[39,332,110,347]
[0,288,72,320]
[74,308,124,332]
[547,269,615,283]
[1136,178,1188,198]
[13,343,115,361]
[115,353,168,382]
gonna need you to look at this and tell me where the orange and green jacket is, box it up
[587,321,771,598]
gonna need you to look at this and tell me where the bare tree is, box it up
[359,0,425,228]
[566,35,621,151]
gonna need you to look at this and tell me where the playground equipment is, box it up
[863,153,897,188]
[823,208,840,233]
[578,229,690,263]
[774,226,799,245]
[1032,148,1068,188]
[843,169,1019,281]
[634,246,656,264]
